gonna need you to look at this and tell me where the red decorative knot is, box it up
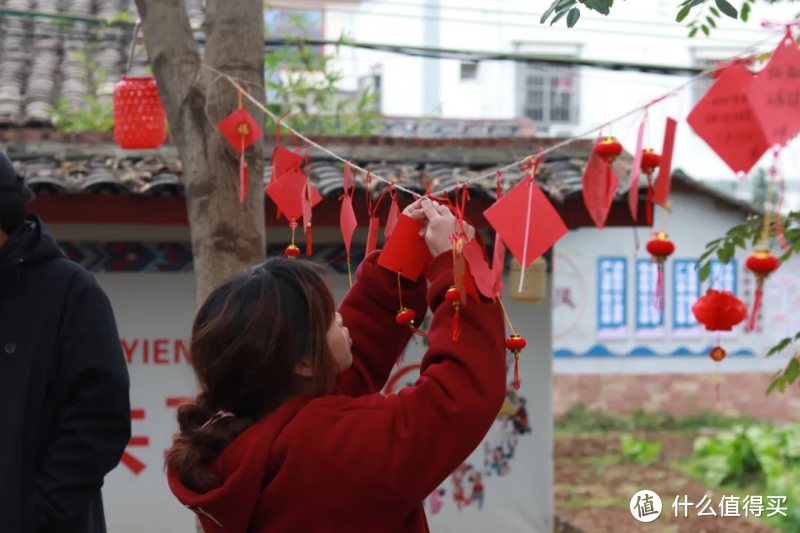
[745,250,780,280]
[113,75,167,150]
[595,136,623,162]
[445,287,461,307]
[395,308,415,326]
[285,245,301,258]
[640,148,661,174]
[709,346,727,362]
[506,335,526,355]
[646,232,675,263]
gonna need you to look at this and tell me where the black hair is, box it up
[0,179,27,235]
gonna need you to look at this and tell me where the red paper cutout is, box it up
[746,31,800,149]
[491,234,505,296]
[378,214,428,280]
[271,145,303,180]
[653,118,677,207]
[687,65,769,176]
[301,183,313,233]
[266,168,322,220]
[581,142,619,229]
[385,197,400,238]
[218,108,263,153]
[460,259,481,303]
[628,116,646,221]
[484,178,568,270]
[463,237,495,299]
[366,217,380,256]
[340,196,357,254]
[343,163,353,194]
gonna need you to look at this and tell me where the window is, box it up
[597,257,627,339]
[520,62,579,127]
[264,8,324,101]
[635,259,664,336]
[460,61,478,81]
[709,259,737,294]
[358,71,382,112]
[692,58,718,105]
[673,260,701,331]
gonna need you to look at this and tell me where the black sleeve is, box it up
[32,273,131,530]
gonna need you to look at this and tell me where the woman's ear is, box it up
[293,359,313,378]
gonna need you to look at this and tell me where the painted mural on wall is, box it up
[764,256,800,357]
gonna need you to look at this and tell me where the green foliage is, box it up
[49,44,115,133]
[620,434,662,464]
[541,0,799,36]
[264,13,380,136]
[690,424,800,529]
[556,404,756,433]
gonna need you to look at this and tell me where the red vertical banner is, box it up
[653,118,677,207]
[628,115,647,220]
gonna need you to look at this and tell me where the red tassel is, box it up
[306,224,313,256]
[452,308,461,341]
[747,282,763,332]
[653,264,664,311]
[512,355,520,391]
[239,157,248,204]
[606,165,612,200]
[646,175,654,226]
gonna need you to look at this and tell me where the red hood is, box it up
[167,395,312,533]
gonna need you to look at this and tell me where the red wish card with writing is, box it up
[628,116,646,221]
[581,145,619,229]
[746,32,800,149]
[687,64,769,176]
[266,168,322,220]
[378,214,428,280]
[340,196,357,254]
[653,118,677,207]
[384,199,400,238]
[484,178,568,270]
[218,108,263,153]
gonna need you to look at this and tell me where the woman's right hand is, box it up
[419,199,475,258]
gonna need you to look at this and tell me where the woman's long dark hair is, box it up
[165,257,338,494]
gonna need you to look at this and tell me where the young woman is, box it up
[166,199,507,532]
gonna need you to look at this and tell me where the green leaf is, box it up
[676,6,691,21]
[767,377,784,395]
[767,337,793,357]
[567,7,581,27]
[540,0,559,23]
[710,6,721,16]
[551,7,571,25]
[716,244,734,264]
[741,2,750,22]
[584,0,611,15]
[707,16,717,28]
[605,0,613,6]
[715,0,738,18]
[702,24,710,36]
[785,357,800,384]
[699,261,712,282]
[779,378,787,393]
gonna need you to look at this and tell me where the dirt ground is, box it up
[554,434,779,533]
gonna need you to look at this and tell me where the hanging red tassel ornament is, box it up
[446,286,462,341]
[506,334,527,391]
[285,218,301,258]
[646,232,675,311]
[595,136,623,199]
[745,250,780,331]
[640,148,661,226]
[217,90,264,204]
[394,273,427,358]
[709,346,727,362]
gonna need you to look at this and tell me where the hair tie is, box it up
[201,411,235,430]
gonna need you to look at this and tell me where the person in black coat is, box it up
[0,151,131,533]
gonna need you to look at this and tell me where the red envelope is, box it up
[628,117,646,221]
[463,237,495,299]
[746,33,800,148]
[271,145,303,180]
[366,217,380,256]
[340,196,357,254]
[581,147,618,229]
[266,168,322,221]
[484,178,568,270]
[653,118,677,207]
[687,64,769,176]
[378,214,428,281]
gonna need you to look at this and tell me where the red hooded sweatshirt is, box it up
[168,251,507,533]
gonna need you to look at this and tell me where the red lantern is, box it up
[595,137,623,200]
[640,148,661,226]
[506,334,527,391]
[113,75,167,150]
[709,346,726,362]
[645,232,674,312]
[745,249,780,331]
[395,308,415,326]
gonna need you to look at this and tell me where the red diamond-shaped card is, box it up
[687,64,769,176]
[652,118,677,207]
[463,235,495,299]
[340,196,357,254]
[484,177,568,269]
[581,145,618,230]
[266,168,322,221]
[378,214,428,280]
[746,31,800,148]
[218,108,263,153]
[271,145,303,179]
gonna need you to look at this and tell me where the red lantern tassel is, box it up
[646,175,654,226]
[239,156,248,204]
[653,263,664,311]
[513,355,520,391]
[452,308,461,341]
[306,223,313,256]
[747,280,764,332]
[605,165,612,200]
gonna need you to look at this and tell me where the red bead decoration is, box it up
[395,308,415,326]
[506,334,526,354]
[113,75,167,150]
[595,136,623,162]
[709,346,727,362]
[445,287,461,304]
[285,245,301,258]
[646,232,675,262]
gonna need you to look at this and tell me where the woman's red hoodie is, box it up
[167,251,507,532]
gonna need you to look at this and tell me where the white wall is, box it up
[318,0,800,207]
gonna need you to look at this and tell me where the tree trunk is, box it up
[134,0,267,305]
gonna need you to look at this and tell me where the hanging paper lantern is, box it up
[506,334,527,391]
[646,232,675,311]
[395,307,415,326]
[640,148,661,226]
[745,249,780,331]
[113,75,167,150]
[285,243,301,258]
[594,136,623,200]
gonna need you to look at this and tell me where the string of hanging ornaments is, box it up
[111,26,797,392]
